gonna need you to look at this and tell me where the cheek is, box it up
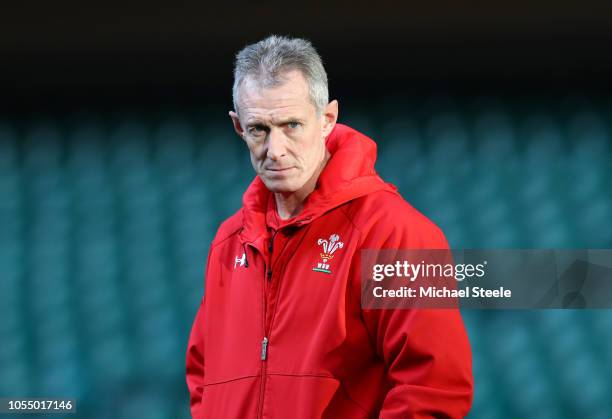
[249,154,259,172]
[301,128,324,160]
[247,152,264,176]
[298,140,324,174]
[247,143,266,165]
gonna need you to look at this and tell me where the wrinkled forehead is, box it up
[236,71,315,119]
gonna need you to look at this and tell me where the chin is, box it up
[261,177,303,193]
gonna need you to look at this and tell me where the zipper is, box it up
[257,230,276,418]
[256,226,310,418]
[257,273,268,418]
[261,336,269,360]
[257,335,268,418]
[266,230,277,282]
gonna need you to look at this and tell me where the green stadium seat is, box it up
[1,101,611,418]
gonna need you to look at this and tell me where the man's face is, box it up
[230,70,337,194]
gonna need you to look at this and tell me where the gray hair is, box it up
[232,35,329,115]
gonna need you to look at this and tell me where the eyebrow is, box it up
[245,117,304,128]
[245,121,268,129]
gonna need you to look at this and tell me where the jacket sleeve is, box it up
[359,219,474,418]
[187,246,215,418]
[186,296,206,418]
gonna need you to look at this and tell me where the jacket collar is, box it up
[238,123,396,244]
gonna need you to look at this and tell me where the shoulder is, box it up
[343,189,448,248]
[211,209,243,248]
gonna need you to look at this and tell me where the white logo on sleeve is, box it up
[235,252,247,268]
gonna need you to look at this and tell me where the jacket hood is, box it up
[239,123,396,244]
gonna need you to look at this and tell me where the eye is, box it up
[287,121,301,129]
[248,125,267,137]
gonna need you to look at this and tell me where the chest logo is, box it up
[313,234,344,274]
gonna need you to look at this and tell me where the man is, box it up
[186,35,473,418]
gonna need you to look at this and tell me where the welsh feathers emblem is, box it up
[313,234,344,274]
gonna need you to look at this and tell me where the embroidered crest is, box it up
[313,234,344,274]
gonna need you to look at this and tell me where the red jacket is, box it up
[186,123,473,418]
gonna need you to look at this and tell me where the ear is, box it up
[321,100,339,138]
[229,110,245,139]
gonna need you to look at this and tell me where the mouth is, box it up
[267,167,293,172]
[264,167,295,177]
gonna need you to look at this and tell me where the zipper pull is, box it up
[261,336,269,360]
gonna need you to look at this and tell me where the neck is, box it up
[275,149,331,220]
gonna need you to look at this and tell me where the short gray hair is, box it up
[232,35,329,114]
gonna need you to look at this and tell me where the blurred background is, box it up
[1,2,612,418]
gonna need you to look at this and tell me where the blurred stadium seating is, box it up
[0,96,611,418]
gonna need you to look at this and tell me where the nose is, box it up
[266,128,287,161]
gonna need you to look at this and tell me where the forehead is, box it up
[238,70,315,121]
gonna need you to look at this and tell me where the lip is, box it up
[266,167,294,172]
[265,167,295,178]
